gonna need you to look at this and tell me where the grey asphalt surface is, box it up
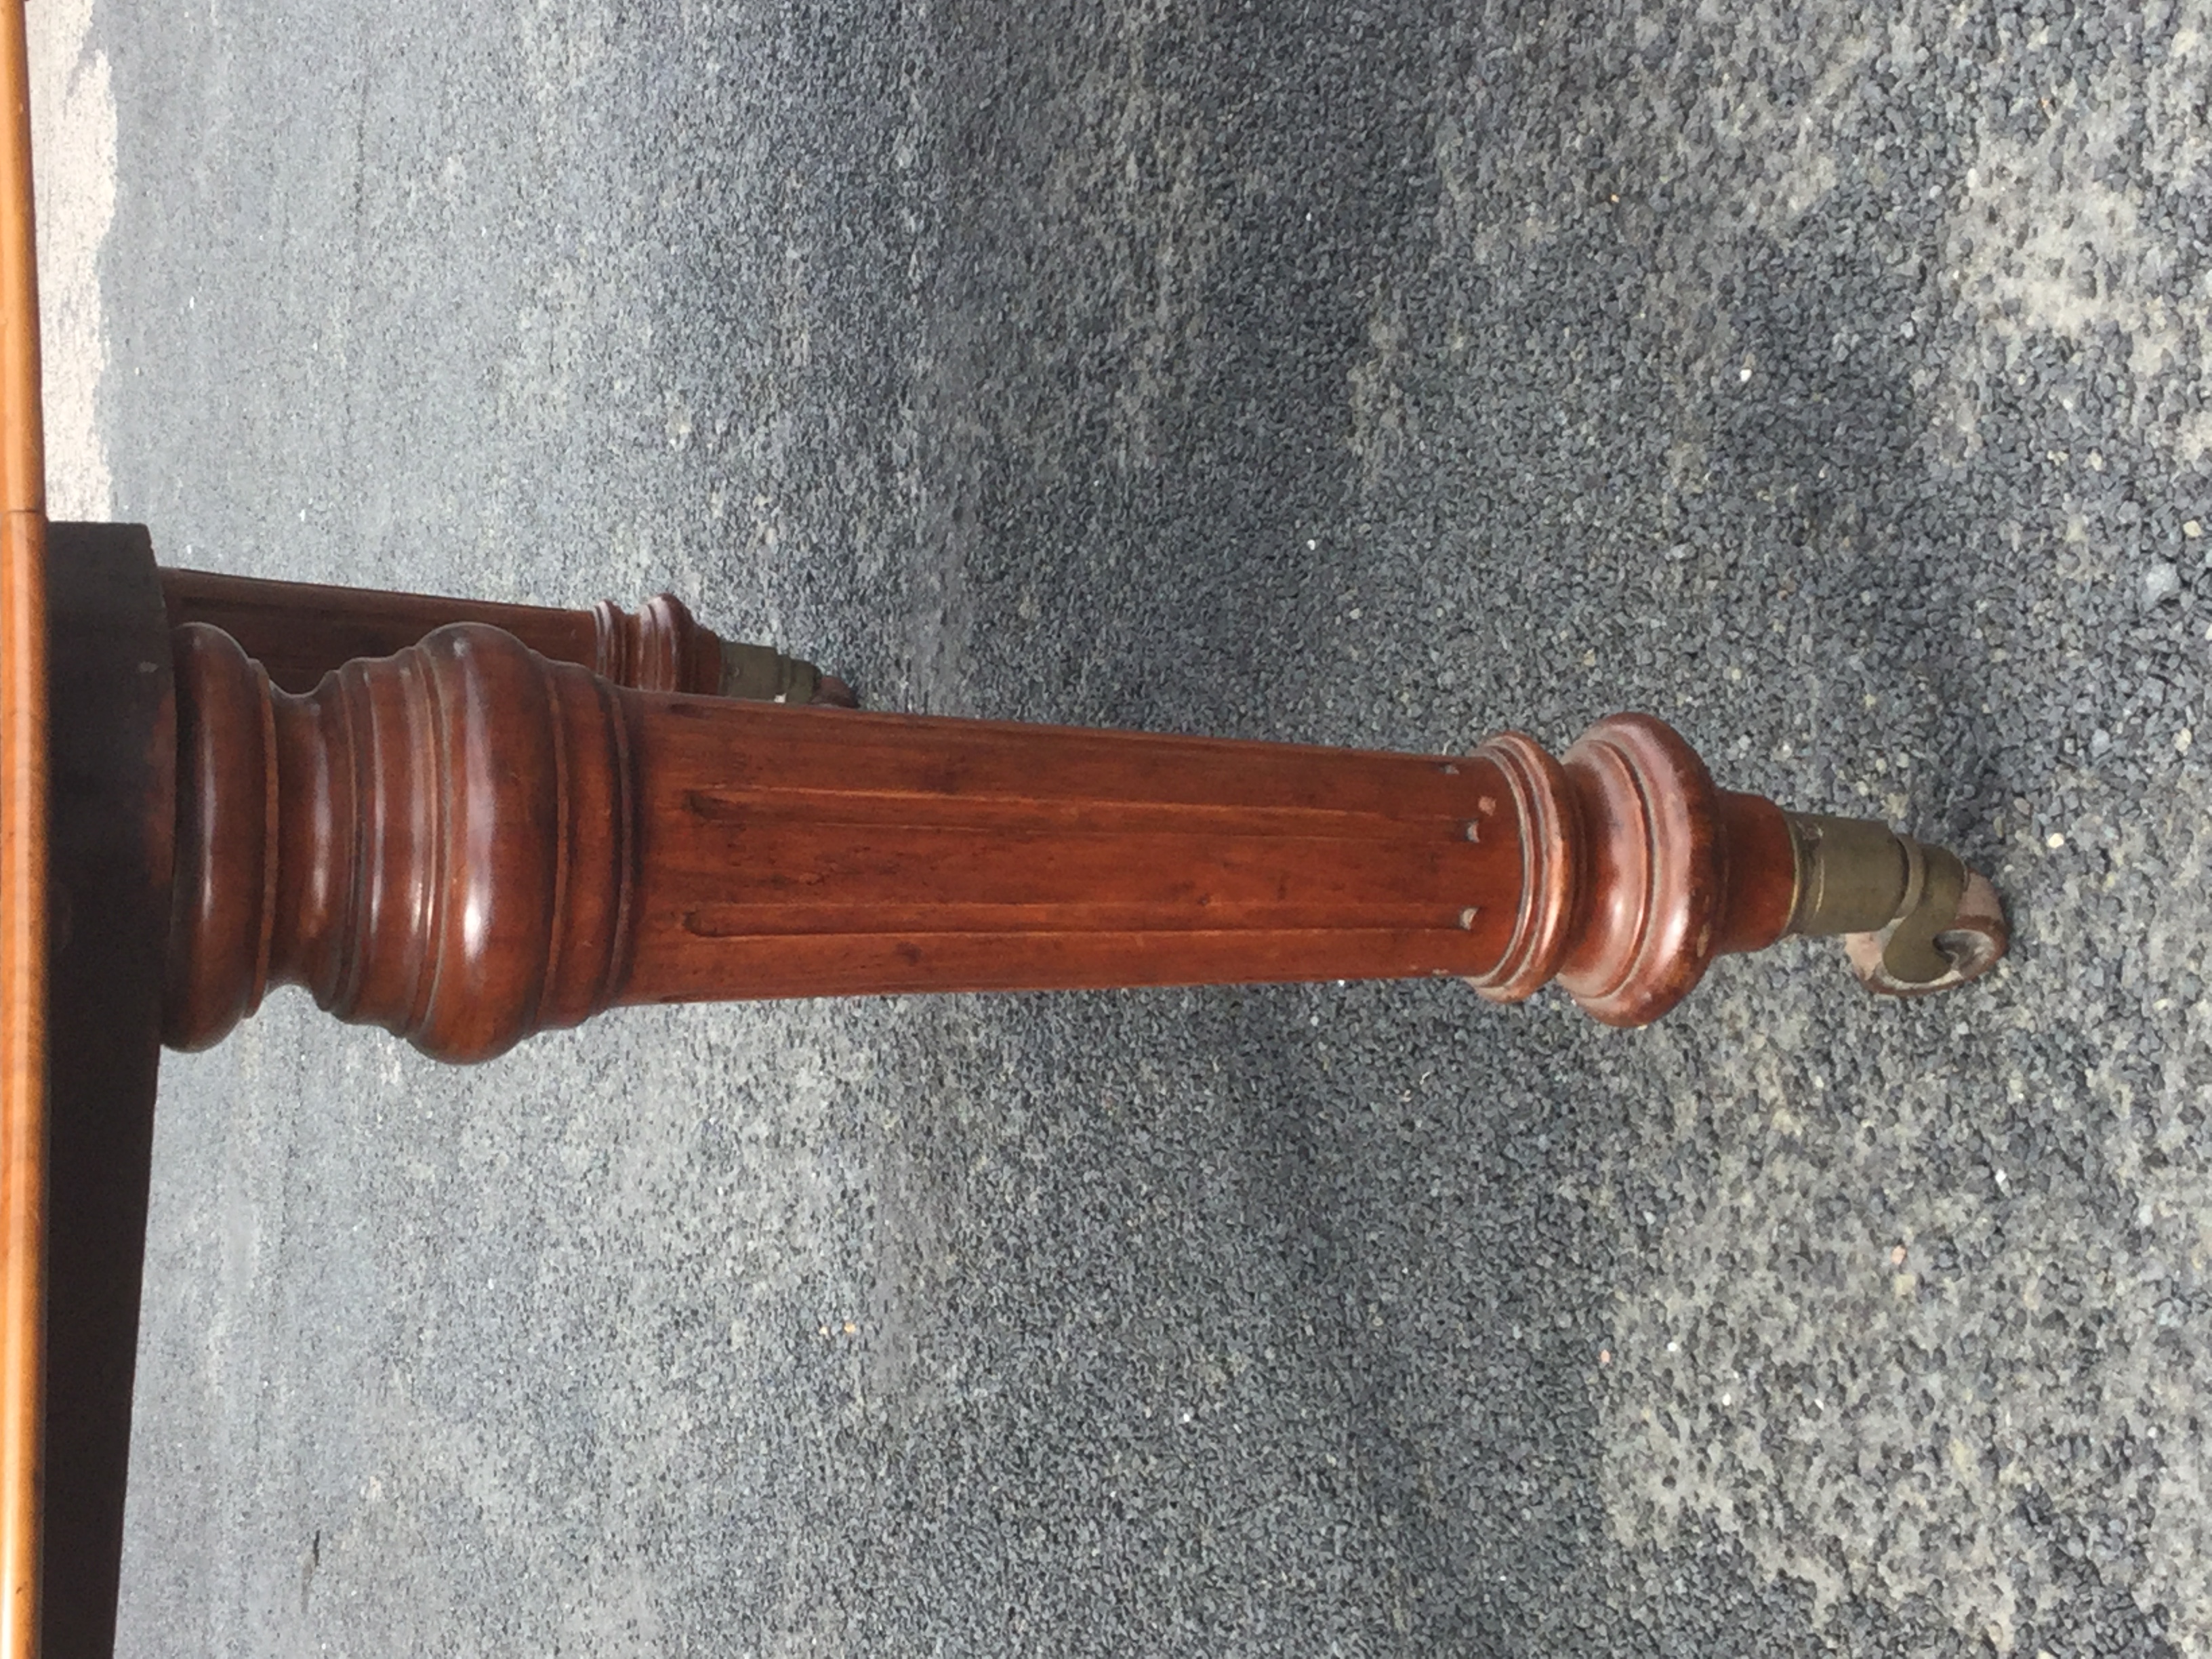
[73,1,2212,1654]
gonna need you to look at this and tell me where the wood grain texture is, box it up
[160,565,771,698]
[165,621,636,1063]
[0,0,31,516]
[161,622,1807,1061]
[0,1,42,1652]
[621,696,1518,1002]
[1467,717,1797,1025]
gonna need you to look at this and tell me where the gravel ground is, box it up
[41,0,2212,1654]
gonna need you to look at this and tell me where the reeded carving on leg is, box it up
[164,622,639,1063]
[162,622,2007,1065]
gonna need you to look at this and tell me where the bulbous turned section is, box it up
[590,593,723,696]
[1465,714,1801,1026]
[1460,714,2007,1023]
[164,622,640,1063]
[161,641,2007,1063]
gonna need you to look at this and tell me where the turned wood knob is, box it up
[164,621,638,1062]
[1465,716,1797,1025]
[588,592,722,695]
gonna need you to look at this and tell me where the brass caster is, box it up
[1843,865,2008,997]
[1786,813,2009,999]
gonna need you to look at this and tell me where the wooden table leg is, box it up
[161,620,2007,1064]
[148,554,852,703]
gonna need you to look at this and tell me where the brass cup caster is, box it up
[1786,814,2010,998]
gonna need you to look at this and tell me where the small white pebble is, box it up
[2186,520,2204,539]
[2088,450,2106,471]
[2179,728,2194,754]
[1738,366,1753,383]
[2046,832,2066,849]
[1666,1340,1679,1353]
[1720,1393,1732,1406]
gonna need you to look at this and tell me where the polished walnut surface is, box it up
[159,617,1818,1067]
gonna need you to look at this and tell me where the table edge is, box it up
[0,1,47,1654]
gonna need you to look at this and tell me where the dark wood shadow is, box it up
[45,523,173,1659]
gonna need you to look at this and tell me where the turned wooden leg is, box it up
[149,556,854,704]
[161,621,2007,1063]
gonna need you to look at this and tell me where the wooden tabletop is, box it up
[0,0,45,1651]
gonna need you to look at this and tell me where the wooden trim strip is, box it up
[0,0,33,515]
[0,0,46,1654]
